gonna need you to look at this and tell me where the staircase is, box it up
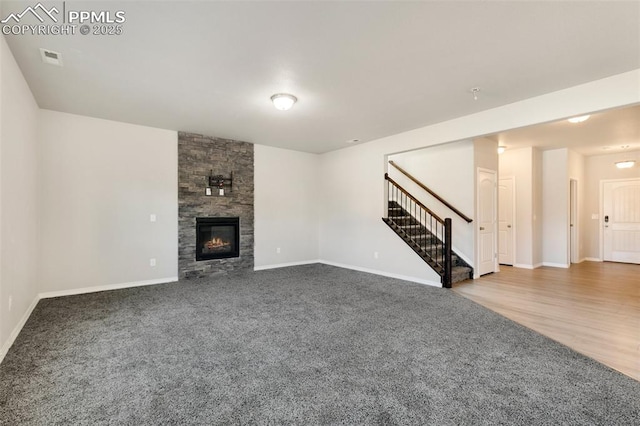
[383,170,473,288]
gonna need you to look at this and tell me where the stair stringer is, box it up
[383,202,473,285]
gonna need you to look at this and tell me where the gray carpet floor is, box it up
[0,264,638,425]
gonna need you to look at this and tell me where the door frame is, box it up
[476,167,498,278]
[600,177,640,261]
[499,175,516,266]
[570,178,578,264]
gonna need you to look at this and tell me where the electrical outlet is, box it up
[276,247,281,254]
[150,258,156,267]
[374,251,379,259]
[150,214,157,222]
[8,296,12,312]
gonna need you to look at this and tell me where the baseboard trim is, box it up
[542,262,570,269]
[584,257,602,262]
[38,276,179,299]
[254,260,321,271]
[2,277,178,365]
[0,295,39,365]
[319,260,442,288]
[452,247,473,269]
[2,263,440,365]
[514,263,535,269]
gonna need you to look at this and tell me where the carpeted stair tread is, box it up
[382,210,474,285]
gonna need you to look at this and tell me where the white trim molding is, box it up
[584,257,603,262]
[257,260,442,287]
[38,277,178,299]
[542,262,570,268]
[0,296,39,365]
[514,263,547,269]
[1,262,442,366]
[1,276,178,365]
[319,260,442,288]
[254,260,320,271]
[514,263,535,269]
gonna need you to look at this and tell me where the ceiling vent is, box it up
[39,48,63,66]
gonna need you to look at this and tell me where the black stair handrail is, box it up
[385,174,445,223]
[385,173,453,288]
[388,160,473,223]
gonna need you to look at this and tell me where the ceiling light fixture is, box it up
[615,160,635,169]
[270,93,297,111]
[497,146,506,154]
[470,87,480,101]
[567,115,590,123]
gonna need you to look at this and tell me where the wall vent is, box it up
[39,48,63,66]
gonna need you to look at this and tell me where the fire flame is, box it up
[205,238,230,249]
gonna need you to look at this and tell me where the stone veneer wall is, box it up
[178,132,254,279]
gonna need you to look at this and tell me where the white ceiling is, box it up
[488,104,640,157]
[2,1,639,153]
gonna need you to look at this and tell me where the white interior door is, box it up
[603,179,640,264]
[498,177,515,265]
[478,169,497,275]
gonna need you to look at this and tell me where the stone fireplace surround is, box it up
[178,132,254,279]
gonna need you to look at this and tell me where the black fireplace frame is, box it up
[195,217,240,261]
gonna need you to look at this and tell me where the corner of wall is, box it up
[0,35,41,363]
[0,295,39,364]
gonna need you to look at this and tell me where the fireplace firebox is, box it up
[196,217,240,261]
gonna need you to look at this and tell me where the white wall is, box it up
[568,149,585,262]
[38,110,178,295]
[542,149,569,267]
[0,36,40,361]
[474,138,499,173]
[254,144,320,268]
[318,69,640,283]
[499,147,535,268]
[584,150,640,260]
[319,144,443,286]
[388,140,475,265]
[532,148,543,266]
[1,45,638,359]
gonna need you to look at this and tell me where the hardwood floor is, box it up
[453,261,639,381]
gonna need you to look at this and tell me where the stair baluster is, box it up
[383,173,472,287]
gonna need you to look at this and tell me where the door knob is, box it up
[480,227,485,230]
[507,225,511,228]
